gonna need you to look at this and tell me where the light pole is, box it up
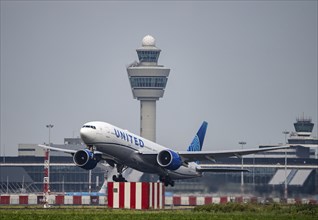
[44,124,53,208]
[239,141,246,195]
[253,154,255,194]
[46,124,54,146]
[88,170,92,194]
[282,131,289,200]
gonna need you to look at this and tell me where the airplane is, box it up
[39,121,287,187]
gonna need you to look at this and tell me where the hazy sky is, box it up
[1,1,317,156]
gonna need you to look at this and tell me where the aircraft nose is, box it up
[80,127,91,143]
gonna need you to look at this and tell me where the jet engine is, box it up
[73,149,101,170]
[157,149,182,170]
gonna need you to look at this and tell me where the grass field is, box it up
[0,203,317,220]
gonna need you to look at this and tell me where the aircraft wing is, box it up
[196,166,249,173]
[38,144,103,156]
[177,146,288,163]
[38,144,77,154]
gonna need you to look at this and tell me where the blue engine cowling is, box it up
[157,149,182,170]
[73,149,101,170]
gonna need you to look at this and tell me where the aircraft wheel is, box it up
[112,175,118,182]
[159,176,165,182]
[118,174,127,182]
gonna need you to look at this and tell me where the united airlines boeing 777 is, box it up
[39,121,286,186]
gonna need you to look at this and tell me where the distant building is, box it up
[259,115,318,159]
[288,116,318,147]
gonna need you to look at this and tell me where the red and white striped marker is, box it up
[43,149,50,208]
[107,182,164,209]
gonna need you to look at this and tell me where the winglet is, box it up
[187,121,208,152]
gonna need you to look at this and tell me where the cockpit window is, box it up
[82,125,96,129]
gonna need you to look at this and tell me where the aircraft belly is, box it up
[94,142,200,179]
[95,143,162,173]
[96,143,135,164]
[127,154,163,174]
[168,166,201,180]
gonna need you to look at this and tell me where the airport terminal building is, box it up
[0,118,317,198]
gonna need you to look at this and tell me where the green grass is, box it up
[0,204,317,220]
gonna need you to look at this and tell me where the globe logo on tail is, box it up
[187,135,201,152]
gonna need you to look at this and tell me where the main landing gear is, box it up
[112,174,127,182]
[112,164,127,182]
[159,176,175,187]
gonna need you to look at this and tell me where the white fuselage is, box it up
[80,121,201,180]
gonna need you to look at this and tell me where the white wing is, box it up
[178,146,288,162]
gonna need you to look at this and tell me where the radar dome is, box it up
[142,35,156,47]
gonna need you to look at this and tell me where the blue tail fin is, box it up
[187,121,208,152]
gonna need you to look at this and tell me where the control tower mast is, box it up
[127,35,170,141]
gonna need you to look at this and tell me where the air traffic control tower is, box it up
[127,35,170,142]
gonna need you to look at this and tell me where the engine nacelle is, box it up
[157,149,182,170]
[73,149,101,170]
